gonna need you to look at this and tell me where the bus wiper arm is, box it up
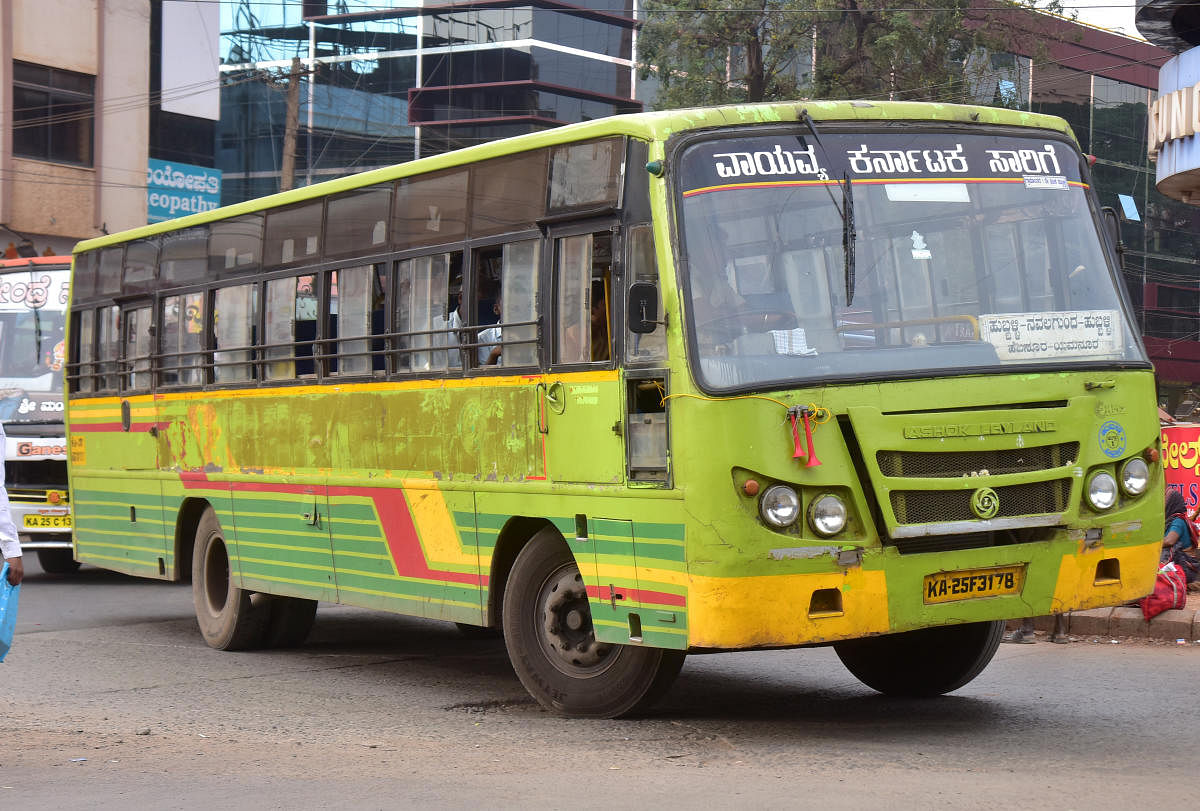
[800,108,854,305]
[843,171,856,307]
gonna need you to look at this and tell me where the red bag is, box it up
[1140,562,1187,621]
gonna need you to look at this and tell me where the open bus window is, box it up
[74,309,95,393]
[554,233,612,365]
[160,293,205,386]
[463,241,540,369]
[396,253,452,374]
[264,275,318,380]
[214,283,256,383]
[96,305,120,391]
[123,305,152,391]
[331,264,387,377]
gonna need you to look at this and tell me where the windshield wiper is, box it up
[843,171,855,307]
[799,109,855,306]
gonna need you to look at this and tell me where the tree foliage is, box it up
[637,1,1065,108]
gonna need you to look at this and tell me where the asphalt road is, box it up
[3,556,1195,809]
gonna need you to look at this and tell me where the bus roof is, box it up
[0,255,71,270]
[73,100,1076,254]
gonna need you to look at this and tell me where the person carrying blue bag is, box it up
[1,423,24,662]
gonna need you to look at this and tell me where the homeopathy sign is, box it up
[147,159,222,223]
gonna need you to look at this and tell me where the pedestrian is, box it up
[0,424,24,586]
[1161,489,1200,585]
[1002,613,1069,644]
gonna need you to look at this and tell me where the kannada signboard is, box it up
[977,310,1122,362]
[147,159,221,223]
[1162,422,1200,509]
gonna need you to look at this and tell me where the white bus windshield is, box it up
[676,130,1146,391]
[0,268,69,422]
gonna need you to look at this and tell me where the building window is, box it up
[11,61,95,166]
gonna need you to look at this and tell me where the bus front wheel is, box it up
[501,526,685,718]
[192,506,267,651]
[833,620,1005,697]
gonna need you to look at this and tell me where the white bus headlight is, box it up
[808,494,848,537]
[1087,471,1118,511]
[1119,458,1150,496]
[759,484,801,528]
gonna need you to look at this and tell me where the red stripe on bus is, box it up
[179,473,481,586]
[586,584,686,608]
[70,422,169,433]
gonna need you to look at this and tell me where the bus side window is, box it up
[160,292,205,386]
[123,304,153,391]
[554,233,611,365]
[263,274,318,380]
[494,240,539,368]
[96,305,120,391]
[214,283,257,383]
[333,264,387,377]
[396,254,450,373]
[624,224,666,364]
[73,309,95,393]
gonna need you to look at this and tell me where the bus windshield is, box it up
[0,267,68,421]
[677,130,1146,391]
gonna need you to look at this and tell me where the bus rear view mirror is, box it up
[628,281,660,334]
[1101,206,1125,270]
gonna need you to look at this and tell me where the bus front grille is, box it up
[877,443,1079,478]
[889,479,1072,525]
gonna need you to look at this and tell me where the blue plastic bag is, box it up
[0,561,20,662]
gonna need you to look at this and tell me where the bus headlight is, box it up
[1119,457,1150,496]
[808,494,848,537]
[759,484,801,528]
[1087,471,1118,511]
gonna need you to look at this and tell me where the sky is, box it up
[1060,2,1143,38]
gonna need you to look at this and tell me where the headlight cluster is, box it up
[1086,458,1151,511]
[757,485,847,537]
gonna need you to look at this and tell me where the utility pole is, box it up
[280,57,301,192]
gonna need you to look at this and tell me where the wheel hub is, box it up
[539,566,611,670]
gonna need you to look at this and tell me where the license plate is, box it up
[923,565,1024,604]
[23,514,72,529]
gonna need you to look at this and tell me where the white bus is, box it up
[0,256,73,572]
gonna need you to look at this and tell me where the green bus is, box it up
[66,101,1162,717]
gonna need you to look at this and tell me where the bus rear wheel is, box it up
[192,506,267,651]
[833,619,1005,697]
[501,526,685,718]
[36,548,80,574]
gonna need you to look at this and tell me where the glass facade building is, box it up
[217,1,639,202]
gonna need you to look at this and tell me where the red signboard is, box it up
[1161,423,1200,509]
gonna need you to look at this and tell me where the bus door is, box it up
[542,227,624,484]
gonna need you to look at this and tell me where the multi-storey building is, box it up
[217,1,640,201]
[0,0,217,254]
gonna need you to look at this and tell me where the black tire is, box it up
[262,595,318,648]
[36,548,80,574]
[192,506,267,651]
[833,619,1005,697]
[501,526,685,718]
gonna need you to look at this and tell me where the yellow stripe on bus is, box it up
[67,368,620,410]
[400,479,478,569]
